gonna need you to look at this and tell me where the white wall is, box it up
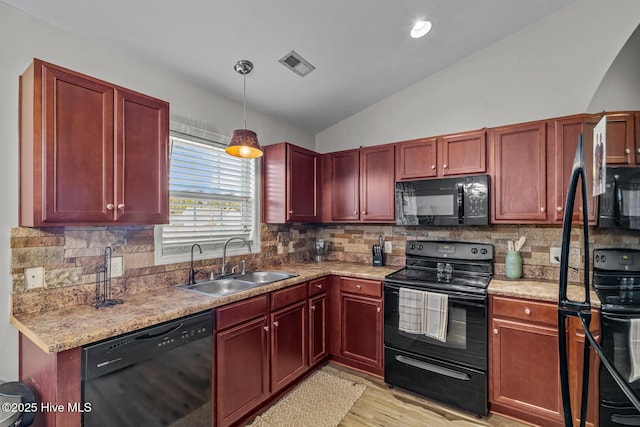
[0,2,313,381]
[316,0,640,153]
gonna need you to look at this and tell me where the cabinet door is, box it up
[330,149,360,221]
[605,113,635,165]
[216,316,269,427]
[395,137,437,179]
[360,145,395,222]
[40,62,116,224]
[288,144,319,222]
[490,318,563,426]
[552,115,597,223]
[341,294,382,368]
[568,313,600,427]
[309,293,328,365]
[271,300,307,393]
[441,130,486,176]
[492,122,548,222]
[115,88,169,224]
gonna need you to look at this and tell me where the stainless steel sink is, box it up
[177,278,256,297]
[233,271,298,284]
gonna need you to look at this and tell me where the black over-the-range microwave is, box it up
[395,175,490,226]
[598,166,640,230]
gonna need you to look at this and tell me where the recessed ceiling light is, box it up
[410,20,432,39]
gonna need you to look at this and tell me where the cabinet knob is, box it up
[106,203,115,210]
[637,148,640,154]
[311,305,316,311]
[377,307,381,313]
[264,326,269,332]
[289,210,294,214]
[117,204,125,210]
[316,284,323,289]
[362,211,366,215]
[353,211,357,215]
[540,207,546,213]
[556,207,562,212]
[274,321,279,327]
[493,328,498,334]
[443,164,448,169]
[356,285,361,289]
[626,148,631,154]
[525,308,531,315]
[431,165,436,170]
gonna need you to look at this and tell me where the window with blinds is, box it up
[155,128,259,264]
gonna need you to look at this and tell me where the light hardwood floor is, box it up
[324,363,532,427]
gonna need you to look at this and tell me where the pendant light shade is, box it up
[226,60,263,158]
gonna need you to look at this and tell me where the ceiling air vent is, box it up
[279,50,315,77]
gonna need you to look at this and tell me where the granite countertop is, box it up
[11,261,398,354]
[11,261,600,354]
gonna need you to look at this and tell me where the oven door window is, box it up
[384,285,487,371]
[600,313,640,405]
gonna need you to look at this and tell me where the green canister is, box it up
[505,250,522,279]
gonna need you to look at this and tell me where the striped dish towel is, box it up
[629,319,640,383]
[398,288,425,335]
[424,292,449,342]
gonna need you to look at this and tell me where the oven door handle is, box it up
[385,287,486,303]
[395,355,471,381]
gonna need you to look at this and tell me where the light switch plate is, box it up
[25,266,44,289]
[550,247,561,265]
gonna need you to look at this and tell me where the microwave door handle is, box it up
[614,175,624,227]
[457,183,464,224]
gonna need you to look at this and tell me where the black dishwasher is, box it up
[82,310,213,427]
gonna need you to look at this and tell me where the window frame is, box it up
[154,122,261,266]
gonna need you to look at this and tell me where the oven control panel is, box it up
[594,249,640,272]
[405,240,493,261]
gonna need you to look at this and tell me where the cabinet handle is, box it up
[493,328,498,335]
[117,204,125,210]
[311,305,316,311]
[106,203,115,210]
[525,308,531,315]
[637,148,640,154]
[626,148,631,154]
[274,321,279,327]
[443,164,448,169]
[316,284,323,289]
[362,211,366,215]
[540,207,546,213]
[557,207,562,212]
[264,326,269,332]
[353,210,357,215]
[377,307,381,313]
[289,210,294,214]
[431,165,436,170]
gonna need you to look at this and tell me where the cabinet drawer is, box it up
[271,283,308,311]
[340,277,381,298]
[216,295,268,331]
[308,277,328,297]
[492,296,556,326]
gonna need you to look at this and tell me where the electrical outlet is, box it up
[384,241,392,254]
[25,266,44,289]
[550,247,561,265]
[110,256,123,278]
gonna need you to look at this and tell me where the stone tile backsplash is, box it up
[10,222,640,315]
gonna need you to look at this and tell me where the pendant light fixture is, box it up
[226,59,263,158]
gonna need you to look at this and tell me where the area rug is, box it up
[248,369,367,427]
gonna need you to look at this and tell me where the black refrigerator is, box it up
[557,135,640,426]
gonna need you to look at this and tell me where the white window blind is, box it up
[155,128,258,263]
